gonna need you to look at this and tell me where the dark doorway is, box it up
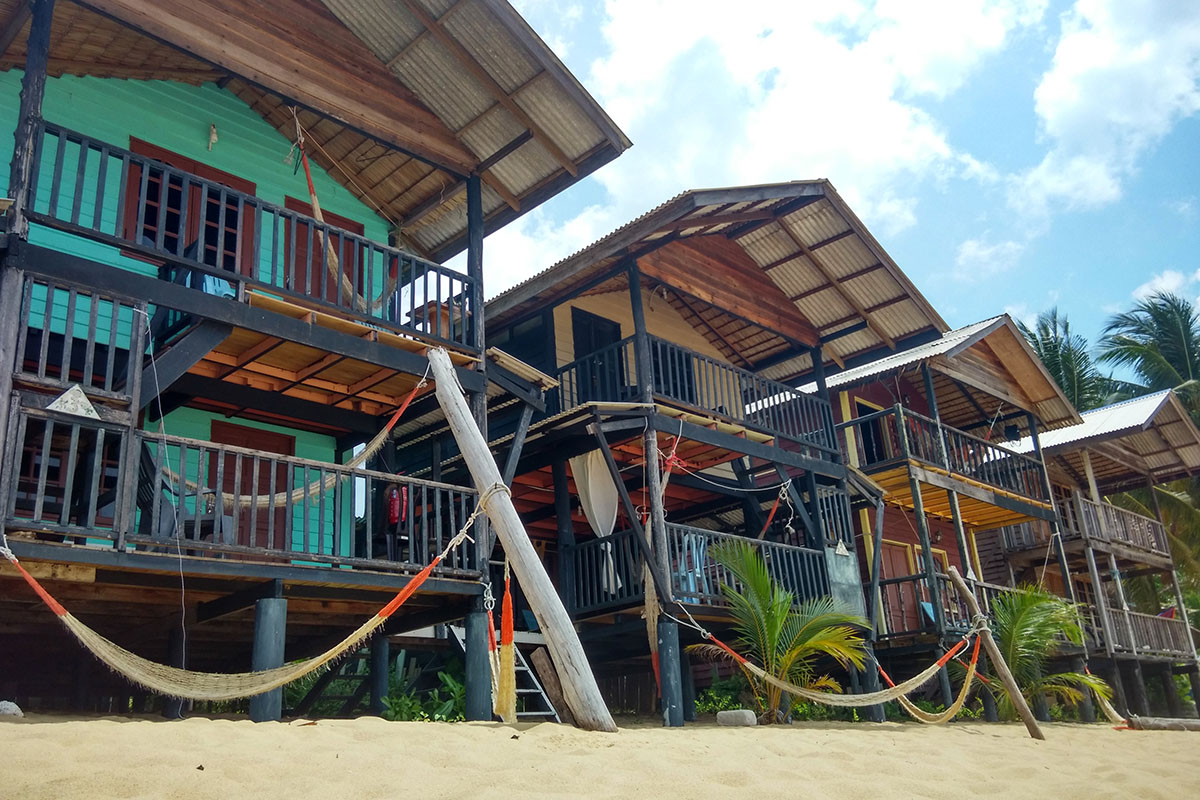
[571,308,626,402]
[856,400,895,466]
[208,421,296,551]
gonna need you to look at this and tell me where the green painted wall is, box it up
[0,72,378,559]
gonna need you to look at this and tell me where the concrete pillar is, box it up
[680,651,696,723]
[369,634,390,716]
[657,618,684,727]
[464,604,492,721]
[249,597,287,722]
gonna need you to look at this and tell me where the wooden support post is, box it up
[1085,547,1116,655]
[904,469,952,706]
[6,0,53,238]
[369,633,390,716]
[945,489,972,575]
[1160,665,1183,718]
[978,649,999,722]
[946,566,1045,740]
[1126,659,1151,717]
[162,624,186,719]
[249,597,287,722]
[1105,661,1130,717]
[1188,667,1200,718]
[859,645,886,723]
[552,460,576,612]
[428,347,616,731]
[657,617,684,727]
[680,650,696,722]
[1030,668,1051,722]
[0,266,24,451]
[1028,413,1076,603]
[1070,655,1096,722]
[465,171,489,569]
[464,601,492,722]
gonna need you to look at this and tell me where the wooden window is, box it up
[283,196,366,304]
[123,139,257,274]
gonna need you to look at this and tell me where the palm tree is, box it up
[687,540,868,723]
[1019,308,1118,411]
[976,586,1111,718]
[1100,292,1200,422]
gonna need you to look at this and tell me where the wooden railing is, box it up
[874,572,1016,639]
[3,405,480,577]
[551,334,837,457]
[1096,607,1194,658]
[840,406,1049,504]
[1002,496,1171,561]
[25,121,477,350]
[1077,497,1170,557]
[566,523,829,616]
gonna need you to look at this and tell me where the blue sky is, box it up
[473,0,1200,350]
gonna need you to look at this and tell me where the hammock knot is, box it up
[0,533,14,564]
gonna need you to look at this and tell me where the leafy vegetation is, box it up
[955,585,1110,719]
[686,540,869,723]
[382,670,466,722]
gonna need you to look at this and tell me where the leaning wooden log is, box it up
[945,567,1045,741]
[427,347,617,732]
[530,646,576,726]
[1128,716,1200,731]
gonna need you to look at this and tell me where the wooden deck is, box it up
[868,460,1055,529]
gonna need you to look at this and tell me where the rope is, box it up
[0,502,481,701]
[163,371,428,510]
[291,109,401,314]
[496,558,517,724]
[880,636,980,723]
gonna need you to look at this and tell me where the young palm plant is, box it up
[687,540,868,723]
[978,585,1111,719]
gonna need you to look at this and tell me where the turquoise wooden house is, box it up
[0,0,628,719]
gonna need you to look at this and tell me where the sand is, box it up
[1,715,1197,799]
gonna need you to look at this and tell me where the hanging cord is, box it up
[288,108,398,227]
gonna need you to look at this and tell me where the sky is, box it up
[462,0,1200,350]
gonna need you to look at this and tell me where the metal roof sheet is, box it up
[1013,391,1180,452]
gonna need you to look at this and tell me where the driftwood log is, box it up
[946,567,1045,741]
[427,348,616,732]
[1129,716,1200,731]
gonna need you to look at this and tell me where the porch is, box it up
[840,404,1055,528]
[872,571,1016,642]
[1084,604,1195,661]
[566,523,829,619]
[1004,495,1173,568]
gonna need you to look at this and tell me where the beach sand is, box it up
[1,714,1197,799]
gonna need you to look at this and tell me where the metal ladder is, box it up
[448,625,560,721]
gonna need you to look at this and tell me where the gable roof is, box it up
[0,0,629,262]
[488,180,947,379]
[805,315,1082,432]
[1013,390,1200,491]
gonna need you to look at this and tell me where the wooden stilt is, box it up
[427,347,616,732]
[162,625,185,720]
[657,617,684,727]
[1161,665,1183,719]
[1070,655,1096,722]
[946,567,1045,740]
[369,634,390,716]
[463,602,492,722]
[680,651,696,723]
[248,597,287,722]
[978,649,999,722]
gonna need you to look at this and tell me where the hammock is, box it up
[0,484,506,701]
[706,632,977,711]
[162,376,426,511]
[881,636,980,724]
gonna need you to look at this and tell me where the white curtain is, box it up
[570,450,621,591]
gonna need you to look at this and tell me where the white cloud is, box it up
[484,1,1047,286]
[954,236,1026,279]
[1015,0,1200,215]
[1003,302,1037,329]
[1132,269,1189,300]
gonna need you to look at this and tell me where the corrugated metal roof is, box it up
[1013,391,1175,452]
[487,180,948,378]
[799,317,1004,392]
[321,0,631,261]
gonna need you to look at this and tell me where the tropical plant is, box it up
[969,585,1111,719]
[687,540,869,723]
[1100,292,1200,422]
[1019,308,1122,411]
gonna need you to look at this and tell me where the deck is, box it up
[840,405,1055,528]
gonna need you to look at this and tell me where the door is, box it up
[571,308,625,403]
[208,421,295,551]
[880,541,921,635]
[855,399,895,466]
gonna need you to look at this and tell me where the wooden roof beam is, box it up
[401,0,578,177]
[655,208,778,233]
[778,218,896,349]
[663,286,754,368]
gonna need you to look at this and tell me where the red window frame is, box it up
[123,139,257,275]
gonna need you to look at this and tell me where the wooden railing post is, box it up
[6,0,54,239]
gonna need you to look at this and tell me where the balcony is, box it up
[840,405,1053,527]
[551,334,838,460]
[567,523,829,618]
[3,404,480,579]
[22,121,477,352]
[1088,605,1194,659]
[1003,496,1172,565]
